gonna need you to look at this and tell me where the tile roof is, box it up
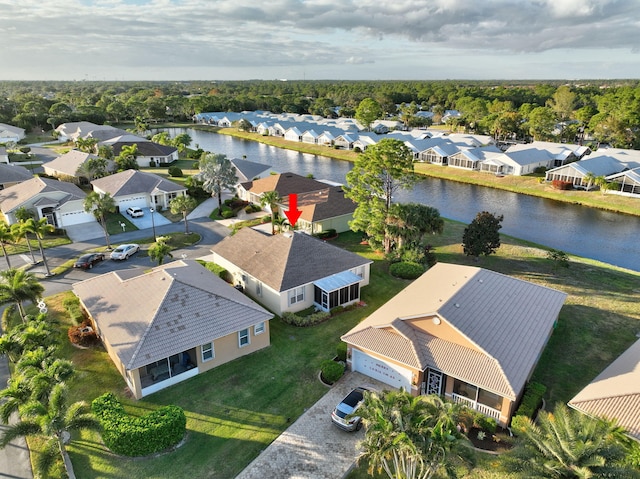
[72,260,273,370]
[0,176,86,212]
[240,172,329,196]
[91,169,186,196]
[342,263,567,399]
[569,338,640,440]
[211,228,371,292]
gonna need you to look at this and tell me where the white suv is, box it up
[126,207,144,218]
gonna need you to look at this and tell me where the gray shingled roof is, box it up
[0,176,86,212]
[231,158,272,182]
[104,139,177,157]
[43,150,97,177]
[342,263,567,400]
[0,163,33,185]
[211,228,371,292]
[72,260,273,370]
[91,169,186,196]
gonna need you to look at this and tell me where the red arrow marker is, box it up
[284,193,302,227]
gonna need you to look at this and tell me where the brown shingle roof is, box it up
[240,172,330,197]
[342,263,567,399]
[211,228,371,292]
[569,338,640,440]
[72,260,273,370]
[91,169,185,196]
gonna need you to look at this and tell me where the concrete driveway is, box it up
[235,371,387,479]
[123,207,173,230]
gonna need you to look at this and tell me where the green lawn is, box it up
[31,225,640,478]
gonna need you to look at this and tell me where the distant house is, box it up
[100,135,178,167]
[0,163,32,190]
[91,169,187,212]
[73,260,274,399]
[569,338,640,441]
[210,228,371,316]
[230,158,275,183]
[237,172,356,234]
[42,149,114,184]
[0,147,7,164]
[55,122,125,142]
[606,167,640,197]
[0,123,25,143]
[0,176,94,228]
[341,263,567,427]
[545,155,632,190]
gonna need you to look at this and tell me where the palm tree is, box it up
[24,218,55,276]
[0,382,101,479]
[583,171,596,190]
[0,222,16,269]
[12,220,37,264]
[259,190,281,235]
[196,153,238,209]
[169,195,197,234]
[74,137,98,153]
[16,348,75,404]
[0,269,44,322]
[502,403,637,478]
[84,192,116,249]
[148,238,173,265]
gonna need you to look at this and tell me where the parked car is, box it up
[331,386,372,431]
[126,207,144,218]
[110,244,140,260]
[73,253,105,269]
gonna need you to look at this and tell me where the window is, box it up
[238,329,250,347]
[202,342,214,362]
[256,281,262,297]
[254,322,265,335]
[288,286,305,305]
[351,265,364,279]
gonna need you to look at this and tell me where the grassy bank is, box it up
[210,126,640,217]
[24,220,639,478]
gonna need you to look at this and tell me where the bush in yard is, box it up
[336,342,347,361]
[281,310,330,327]
[168,166,183,177]
[200,261,230,282]
[321,359,344,384]
[514,381,546,419]
[389,261,424,279]
[552,179,573,190]
[63,294,85,325]
[221,209,235,219]
[92,393,186,457]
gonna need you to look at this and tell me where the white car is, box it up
[126,207,144,218]
[110,244,140,260]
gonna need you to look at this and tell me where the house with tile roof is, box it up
[341,262,567,427]
[237,172,356,234]
[91,169,187,212]
[100,135,178,167]
[0,163,33,190]
[0,176,95,228]
[210,228,371,316]
[569,338,640,441]
[73,260,273,399]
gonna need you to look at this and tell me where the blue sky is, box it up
[1,0,639,81]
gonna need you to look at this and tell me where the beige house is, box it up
[569,338,640,441]
[341,263,567,427]
[210,228,371,316]
[73,260,273,399]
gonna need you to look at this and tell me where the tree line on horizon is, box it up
[1,79,639,149]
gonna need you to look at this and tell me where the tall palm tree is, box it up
[0,269,44,322]
[502,403,638,478]
[196,153,238,209]
[0,222,15,269]
[0,382,101,479]
[169,195,197,234]
[83,192,116,249]
[16,348,75,404]
[24,218,55,276]
[148,238,173,265]
[259,190,281,235]
[12,220,37,264]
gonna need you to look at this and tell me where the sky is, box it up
[1,0,640,81]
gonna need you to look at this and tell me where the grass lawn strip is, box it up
[26,224,639,478]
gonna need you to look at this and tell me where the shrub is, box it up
[336,342,347,361]
[551,179,573,190]
[475,415,497,434]
[63,295,85,325]
[320,359,344,384]
[281,310,330,327]
[149,160,156,167]
[92,393,186,457]
[509,414,530,434]
[389,261,424,279]
[221,209,235,219]
[314,229,337,240]
[515,381,547,418]
[244,204,262,214]
[67,320,99,347]
[168,166,183,177]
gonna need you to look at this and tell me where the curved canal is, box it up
[164,128,640,272]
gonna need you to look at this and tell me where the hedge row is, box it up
[389,261,425,279]
[514,381,547,418]
[281,310,330,327]
[92,393,186,457]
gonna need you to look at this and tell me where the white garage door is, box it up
[352,349,413,391]
[117,196,147,211]
[59,210,96,226]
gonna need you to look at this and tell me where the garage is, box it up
[116,196,147,212]
[351,349,412,391]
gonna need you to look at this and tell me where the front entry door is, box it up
[425,369,443,396]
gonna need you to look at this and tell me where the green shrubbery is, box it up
[92,393,186,457]
[389,261,424,279]
[244,203,262,214]
[168,166,183,177]
[199,261,230,282]
[281,310,331,327]
[320,359,344,384]
[336,342,347,361]
[63,295,85,325]
[313,229,337,240]
[514,381,547,419]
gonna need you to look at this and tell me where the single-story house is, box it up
[91,169,187,212]
[230,158,275,183]
[568,338,640,441]
[0,123,25,143]
[0,176,95,228]
[479,148,554,176]
[100,135,178,167]
[55,121,124,142]
[506,141,590,168]
[0,163,33,190]
[606,167,640,197]
[42,149,114,184]
[237,172,356,234]
[210,228,371,316]
[73,260,273,399]
[545,155,629,189]
[284,127,303,143]
[341,263,567,427]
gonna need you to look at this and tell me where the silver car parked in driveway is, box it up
[330,386,372,431]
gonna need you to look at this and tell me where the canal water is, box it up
[162,128,640,272]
